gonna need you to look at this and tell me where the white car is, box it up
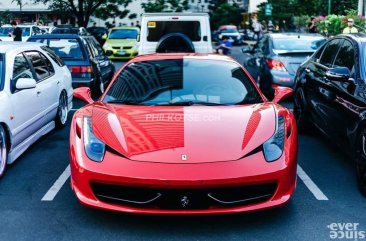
[0,24,42,41]
[0,42,73,177]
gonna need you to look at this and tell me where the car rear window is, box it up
[272,37,326,51]
[147,21,201,42]
[29,38,85,60]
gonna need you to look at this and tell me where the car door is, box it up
[325,39,364,146]
[24,51,59,124]
[304,38,343,133]
[9,53,44,147]
[243,36,269,83]
[89,37,114,85]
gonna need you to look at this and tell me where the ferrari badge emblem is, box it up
[181,154,187,161]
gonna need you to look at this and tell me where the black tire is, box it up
[156,33,195,53]
[0,125,8,178]
[55,91,68,129]
[293,88,312,133]
[356,129,366,197]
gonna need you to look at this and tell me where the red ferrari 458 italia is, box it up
[70,53,297,214]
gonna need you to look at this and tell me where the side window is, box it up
[333,40,355,71]
[12,53,33,91]
[41,46,65,67]
[313,44,326,62]
[319,39,342,67]
[40,52,55,75]
[83,39,94,59]
[25,51,50,81]
[91,38,104,56]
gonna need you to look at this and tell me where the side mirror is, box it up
[16,78,37,90]
[272,86,293,103]
[102,34,107,40]
[241,45,253,53]
[73,87,93,104]
[104,49,113,56]
[326,67,351,82]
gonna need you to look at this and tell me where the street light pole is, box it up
[328,0,331,15]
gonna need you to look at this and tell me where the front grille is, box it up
[123,46,132,50]
[91,182,277,210]
[112,46,120,49]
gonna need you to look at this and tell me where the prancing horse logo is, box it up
[180,196,189,208]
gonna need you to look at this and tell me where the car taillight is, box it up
[266,59,287,72]
[70,66,92,74]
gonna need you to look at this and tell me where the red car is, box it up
[70,53,297,214]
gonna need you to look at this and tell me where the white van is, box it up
[138,13,213,55]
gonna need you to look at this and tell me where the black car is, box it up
[87,26,108,45]
[293,33,366,195]
[242,33,325,99]
[28,34,115,98]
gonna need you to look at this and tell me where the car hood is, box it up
[91,103,276,163]
[106,39,136,46]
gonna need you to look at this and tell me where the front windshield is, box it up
[273,37,326,51]
[103,59,263,106]
[109,29,138,39]
[0,27,30,37]
[0,27,12,36]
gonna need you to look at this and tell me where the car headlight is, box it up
[263,115,285,162]
[83,116,105,162]
[103,43,110,49]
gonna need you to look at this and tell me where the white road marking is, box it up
[297,164,329,201]
[41,165,71,201]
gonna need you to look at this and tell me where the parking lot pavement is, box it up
[1,49,366,241]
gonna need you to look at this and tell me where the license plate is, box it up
[116,50,126,55]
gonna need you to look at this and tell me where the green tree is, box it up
[141,0,189,12]
[317,0,357,15]
[34,0,133,27]
[210,3,242,30]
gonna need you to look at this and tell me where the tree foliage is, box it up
[257,0,358,24]
[141,0,189,13]
[209,3,242,30]
[34,0,133,27]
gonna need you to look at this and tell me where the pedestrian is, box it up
[216,36,232,55]
[11,21,22,42]
[252,18,262,42]
[131,22,135,27]
[136,20,141,29]
[280,20,287,32]
[343,18,358,33]
[307,17,317,33]
[267,20,274,33]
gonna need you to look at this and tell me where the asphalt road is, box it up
[1,46,366,241]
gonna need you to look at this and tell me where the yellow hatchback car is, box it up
[102,27,139,60]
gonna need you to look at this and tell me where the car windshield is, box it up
[103,59,263,106]
[109,29,138,39]
[28,38,84,60]
[0,27,12,36]
[0,27,30,36]
[273,37,326,51]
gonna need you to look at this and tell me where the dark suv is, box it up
[28,34,115,97]
[293,33,366,195]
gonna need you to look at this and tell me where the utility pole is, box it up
[358,0,363,16]
[328,0,331,15]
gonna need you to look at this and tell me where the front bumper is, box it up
[69,119,297,215]
[104,48,138,60]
